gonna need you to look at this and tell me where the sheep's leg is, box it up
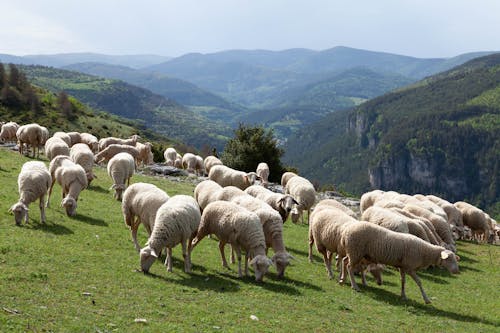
[308,227,314,263]
[320,248,334,279]
[408,270,431,304]
[339,256,348,284]
[181,239,190,273]
[400,269,408,301]
[46,179,56,207]
[39,195,46,224]
[347,260,361,291]
[235,247,243,277]
[165,247,173,272]
[230,244,236,264]
[360,265,368,286]
[219,241,229,268]
[131,224,141,252]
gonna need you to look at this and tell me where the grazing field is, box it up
[0,148,499,332]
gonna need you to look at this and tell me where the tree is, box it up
[58,91,75,120]
[222,124,285,182]
[1,85,23,108]
[0,63,5,90]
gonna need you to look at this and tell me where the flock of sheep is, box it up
[2,120,499,304]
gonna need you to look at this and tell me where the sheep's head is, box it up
[140,246,158,273]
[250,255,273,282]
[277,195,299,222]
[366,263,385,286]
[111,184,126,201]
[439,250,460,274]
[271,252,294,279]
[244,172,260,187]
[290,207,302,224]
[9,202,28,225]
[61,197,77,216]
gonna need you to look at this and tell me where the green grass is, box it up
[0,148,499,332]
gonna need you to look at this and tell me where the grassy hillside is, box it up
[1,148,499,332]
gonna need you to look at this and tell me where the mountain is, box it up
[0,53,170,69]
[20,65,231,150]
[283,53,500,214]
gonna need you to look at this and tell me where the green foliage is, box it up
[222,124,285,182]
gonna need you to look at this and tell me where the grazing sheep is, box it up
[194,155,205,176]
[163,147,178,166]
[107,152,135,201]
[140,195,201,273]
[16,123,46,158]
[314,199,357,218]
[280,171,297,188]
[245,185,298,223]
[194,179,223,211]
[135,142,154,166]
[359,189,385,213]
[174,154,183,169]
[10,161,51,225]
[204,155,223,174]
[70,143,97,185]
[46,156,87,216]
[256,162,270,187]
[426,195,464,238]
[454,201,494,244]
[94,144,140,164]
[0,121,20,143]
[209,165,260,190]
[98,134,139,151]
[191,201,273,282]
[182,152,197,173]
[66,131,81,146]
[122,183,170,252]
[340,222,460,304]
[389,207,445,247]
[52,132,72,146]
[285,175,316,224]
[80,133,99,153]
[44,137,70,161]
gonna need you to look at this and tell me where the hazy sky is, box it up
[1,0,499,58]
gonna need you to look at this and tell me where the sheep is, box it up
[388,207,445,247]
[70,143,97,185]
[163,147,178,166]
[245,185,298,222]
[314,199,357,218]
[0,121,19,143]
[46,156,88,216]
[122,183,170,252]
[66,131,82,146]
[426,195,464,238]
[52,132,72,146]
[285,175,316,224]
[339,222,460,304]
[209,165,260,190]
[191,201,273,282]
[182,152,197,173]
[280,171,297,188]
[107,152,135,201]
[204,155,223,174]
[194,155,205,176]
[98,134,139,151]
[140,195,201,273]
[454,201,494,244]
[44,137,70,161]
[256,162,270,187]
[135,142,154,166]
[359,189,385,213]
[194,179,223,211]
[16,123,46,158]
[80,132,99,153]
[10,161,51,225]
[94,144,140,164]
[174,154,183,169]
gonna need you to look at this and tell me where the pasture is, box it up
[0,148,499,332]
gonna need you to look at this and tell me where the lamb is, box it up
[280,171,297,188]
[10,161,52,225]
[209,165,260,190]
[256,162,270,187]
[163,147,178,166]
[16,123,46,157]
[70,143,97,185]
[94,144,140,164]
[191,201,273,282]
[122,183,170,252]
[52,132,72,146]
[107,152,135,201]
[98,134,139,151]
[0,121,20,143]
[80,132,99,153]
[454,201,494,244]
[204,155,223,174]
[340,222,460,304]
[135,142,154,166]
[46,156,88,216]
[194,179,223,211]
[182,152,197,173]
[140,195,201,273]
[285,175,316,224]
[194,155,205,176]
[66,131,82,146]
[44,137,70,161]
[245,184,298,222]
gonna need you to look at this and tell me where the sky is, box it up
[1,0,500,58]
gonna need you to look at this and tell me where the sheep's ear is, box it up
[277,197,284,205]
[8,205,14,213]
[455,255,461,261]
[249,257,257,265]
[287,253,295,260]
[266,258,273,266]
[292,199,299,205]
[440,251,449,260]
[150,249,158,258]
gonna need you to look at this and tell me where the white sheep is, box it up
[191,201,273,282]
[163,147,178,166]
[16,123,46,158]
[94,144,140,164]
[208,165,260,190]
[107,152,135,201]
[174,154,183,169]
[194,155,205,176]
[44,137,70,161]
[52,132,72,146]
[70,143,97,185]
[194,179,223,211]
[280,171,297,188]
[135,142,154,166]
[140,195,201,273]
[47,156,88,216]
[285,175,316,224]
[426,195,464,238]
[245,185,298,223]
[182,152,197,173]
[98,134,139,151]
[10,161,51,225]
[204,155,223,174]
[80,133,99,153]
[256,162,270,187]
[122,183,170,252]
[340,222,460,304]
[0,121,20,143]
[66,131,81,146]
[314,199,357,218]
[359,189,385,213]
[454,201,494,244]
